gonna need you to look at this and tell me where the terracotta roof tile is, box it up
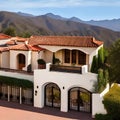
[6,40,17,45]
[9,44,44,51]
[10,37,28,42]
[28,36,103,47]
[0,33,11,40]
[0,47,9,52]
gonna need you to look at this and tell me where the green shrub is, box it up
[95,68,108,93]
[95,114,112,120]
[0,76,33,88]
[37,59,46,65]
[103,84,120,120]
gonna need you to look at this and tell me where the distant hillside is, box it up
[85,19,120,32]
[45,12,120,32]
[0,11,120,46]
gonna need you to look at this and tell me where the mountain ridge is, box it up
[0,11,120,46]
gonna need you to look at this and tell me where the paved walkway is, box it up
[0,100,94,120]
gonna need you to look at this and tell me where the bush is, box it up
[54,58,60,65]
[37,59,46,65]
[27,64,32,72]
[103,84,120,120]
[95,114,112,120]
[0,76,33,88]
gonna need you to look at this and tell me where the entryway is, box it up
[45,83,61,108]
[68,87,91,112]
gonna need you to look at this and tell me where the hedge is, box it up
[103,84,120,120]
[0,76,33,88]
[95,114,112,120]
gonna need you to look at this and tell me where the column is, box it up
[20,87,22,104]
[8,86,10,102]
[61,89,68,112]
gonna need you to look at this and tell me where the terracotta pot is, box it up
[38,64,46,69]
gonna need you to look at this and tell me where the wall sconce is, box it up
[35,90,37,96]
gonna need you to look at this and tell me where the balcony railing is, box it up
[50,65,82,74]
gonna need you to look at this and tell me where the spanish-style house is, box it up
[0,34,107,118]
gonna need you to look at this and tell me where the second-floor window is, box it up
[64,49,70,63]
[72,50,76,64]
[64,50,86,65]
[78,51,86,65]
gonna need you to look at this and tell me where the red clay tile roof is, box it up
[9,44,44,51]
[0,47,9,52]
[10,37,28,42]
[28,36,103,47]
[0,33,11,40]
[6,40,17,45]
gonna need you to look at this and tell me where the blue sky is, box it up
[0,0,120,20]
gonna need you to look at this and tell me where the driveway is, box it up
[0,100,94,120]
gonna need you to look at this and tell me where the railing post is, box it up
[81,65,88,74]
[20,87,22,104]
[8,85,10,102]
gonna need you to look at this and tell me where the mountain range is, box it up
[44,13,120,32]
[0,11,120,46]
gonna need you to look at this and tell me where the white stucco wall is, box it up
[31,51,38,70]
[0,39,11,45]
[92,94,107,118]
[1,51,10,68]
[39,45,97,54]
[10,50,32,70]
[0,53,1,67]
[55,50,63,63]
[34,68,97,112]
[92,84,109,118]
[43,50,53,63]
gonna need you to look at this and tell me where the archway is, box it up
[45,83,61,108]
[68,87,91,112]
[17,54,26,70]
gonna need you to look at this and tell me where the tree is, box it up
[18,32,31,38]
[98,47,105,69]
[91,55,98,73]
[108,39,120,84]
[3,27,16,36]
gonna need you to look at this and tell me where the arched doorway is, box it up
[17,54,26,70]
[68,87,91,112]
[45,83,61,108]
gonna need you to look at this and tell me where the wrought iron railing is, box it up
[50,65,82,74]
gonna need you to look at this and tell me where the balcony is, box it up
[50,64,88,74]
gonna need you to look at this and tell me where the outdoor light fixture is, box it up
[35,90,37,96]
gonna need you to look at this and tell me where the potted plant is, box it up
[37,59,46,69]
[54,58,60,65]
[10,94,13,99]
[22,96,25,103]
[0,93,3,99]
